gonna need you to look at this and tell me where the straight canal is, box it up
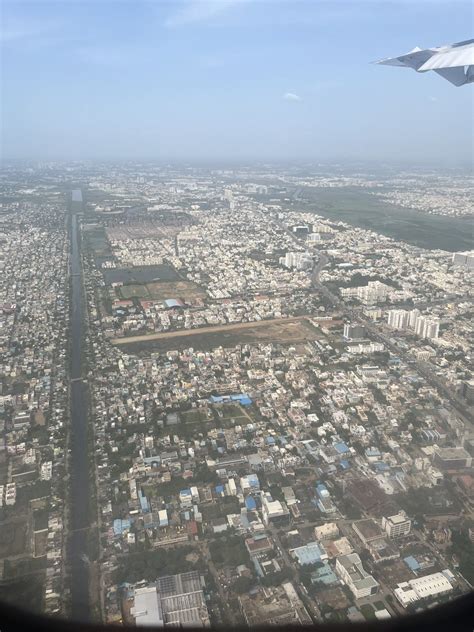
[68,190,92,621]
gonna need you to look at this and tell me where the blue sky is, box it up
[1,0,473,164]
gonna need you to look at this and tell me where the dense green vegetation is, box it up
[450,530,474,585]
[0,577,44,613]
[113,546,196,584]
[209,535,250,567]
[300,186,472,252]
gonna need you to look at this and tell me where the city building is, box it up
[261,493,290,527]
[131,572,210,627]
[382,513,412,538]
[433,447,472,471]
[452,250,474,269]
[387,309,439,339]
[394,572,454,608]
[335,553,379,599]
[343,324,366,340]
[314,522,339,540]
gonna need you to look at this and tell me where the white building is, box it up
[341,281,391,305]
[394,572,453,608]
[5,482,16,506]
[279,251,313,271]
[335,553,379,599]
[382,513,411,538]
[347,342,385,354]
[158,509,169,527]
[414,315,440,340]
[387,309,410,331]
[386,309,439,340]
[261,492,290,526]
[130,586,163,626]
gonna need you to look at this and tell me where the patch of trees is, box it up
[209,535,250,567]
[113,545,195,584]
[450,529,474,585]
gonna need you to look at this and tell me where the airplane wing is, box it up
[376,47,434,70]
[376,39,474,86]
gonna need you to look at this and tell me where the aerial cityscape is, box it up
[0,161,473,626]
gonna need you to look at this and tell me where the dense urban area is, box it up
[0,162,473,626]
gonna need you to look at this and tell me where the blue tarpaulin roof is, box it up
[113,518,131,535]
[139,490,150,513]
[209,393,252,405]
[245,496,257,510]
[246,474,260,486]
[310,562,339,585]
[164,298,185,308]
[404,556,421,571]
[316,483,329,497]
[293,542,326,566]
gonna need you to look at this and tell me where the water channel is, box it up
[68,193,92,621]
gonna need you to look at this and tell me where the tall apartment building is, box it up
[343,323,366,340]
[279,251,312,271]
[387,310,410,330]
[414,315,440,340]
[341,281,391,305]
[386,309,439,340]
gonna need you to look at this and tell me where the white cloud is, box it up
[429,96,438,102]
[164,0,247,28]
[283,92,302,102]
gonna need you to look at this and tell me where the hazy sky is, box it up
[1,0,473,164]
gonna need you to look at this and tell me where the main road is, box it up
[67,193,93,621]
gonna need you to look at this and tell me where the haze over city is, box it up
[1,0,474,629]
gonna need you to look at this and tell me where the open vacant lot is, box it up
[104,264,179,285]
[119,279,206,302]
[114,316,324,352]
[0,517,28,558]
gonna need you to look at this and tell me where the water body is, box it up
[299,187,473,252]
[68,196,92,621]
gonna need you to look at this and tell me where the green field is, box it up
[298,187,473,252]
[181,409,212,424]
[119,284,151,299]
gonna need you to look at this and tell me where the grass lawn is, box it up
[360,604,376,621]
[181,409,212,424]
[119,284,150,299]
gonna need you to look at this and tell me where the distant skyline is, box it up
[1,0,473,165]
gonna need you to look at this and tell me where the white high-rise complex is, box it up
[387,309,410,330]
[387,309,439,340]
[280,251,313,271]
[341,281,390,305]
